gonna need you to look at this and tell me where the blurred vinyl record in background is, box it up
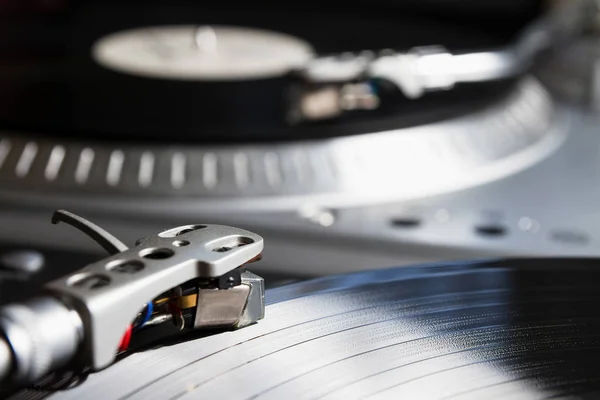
[0,0,597,280]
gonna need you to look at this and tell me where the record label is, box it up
[91,25,315,80]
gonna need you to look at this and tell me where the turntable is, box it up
[0,0,597,276]
[3,3,600,399]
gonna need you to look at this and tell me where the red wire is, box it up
[118,324,133,352]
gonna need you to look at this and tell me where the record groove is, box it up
[10,259,600,400]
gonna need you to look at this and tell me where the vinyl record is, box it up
[0,1,521,143]
[11,258,600,399]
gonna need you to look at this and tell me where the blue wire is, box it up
[138,302,153,328]
[368,79,378,95]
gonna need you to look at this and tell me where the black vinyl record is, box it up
[0,1,526,144]
[11,258,600,399]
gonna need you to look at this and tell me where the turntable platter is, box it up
[11,258,600,400]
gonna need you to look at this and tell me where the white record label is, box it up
[91,25,315,80]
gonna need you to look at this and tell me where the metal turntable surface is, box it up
[11,258,600,400]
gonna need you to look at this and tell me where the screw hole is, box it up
[139,248,175,259]
[176,225,206,236]
[550,229,589,245]
[209,236,254,252]
[107,260,145,273]
[391,217,421,228]
[177,228,198,236]
[158,225,206,238]
[475,225,507,237]
[67,273,110,289]
[172,240,190,247]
